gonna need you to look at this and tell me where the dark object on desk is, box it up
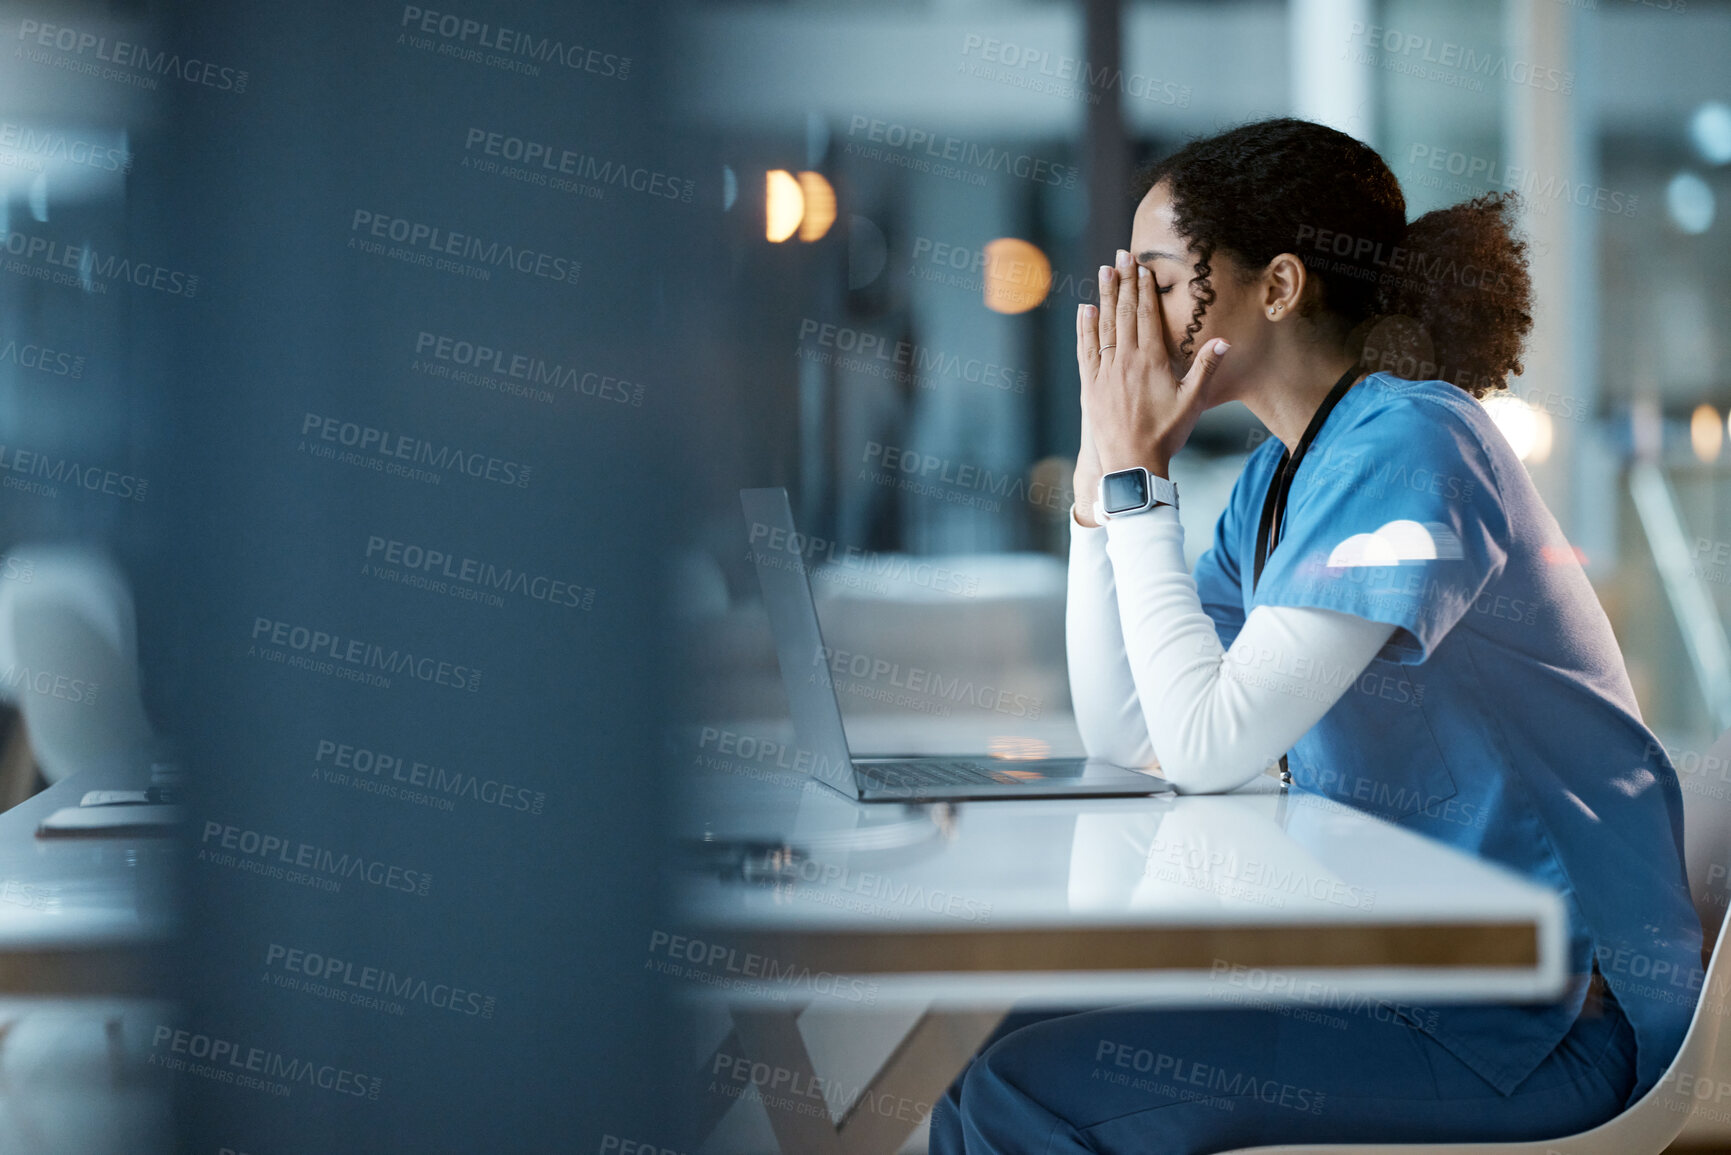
[37,805,182,838]
[0,704,44,814]
[79,787,179,807]
[680,837,807,885]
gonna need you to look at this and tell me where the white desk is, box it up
[0,761,179,1152]
[0,760,174,996]
[674,716,1570,1154]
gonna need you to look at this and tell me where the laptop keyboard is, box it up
[859,760,1021,787]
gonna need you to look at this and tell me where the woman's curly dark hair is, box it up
[1136,117,1532,399]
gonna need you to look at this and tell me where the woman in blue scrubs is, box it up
[930,118,1703,1153]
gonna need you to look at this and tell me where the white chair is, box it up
[1215,866,1731,1154]
[0,547,153,783]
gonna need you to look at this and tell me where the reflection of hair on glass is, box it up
[1355,313,1502,397]
[1358,313,1434,375]
[1134,117,1533,398]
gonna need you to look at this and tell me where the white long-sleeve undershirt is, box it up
[1067,504,1395,793]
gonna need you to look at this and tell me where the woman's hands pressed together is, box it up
[1071,249,1230,527]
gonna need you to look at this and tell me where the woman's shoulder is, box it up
[1354,371,1492,421]
[1330,373,1516,521]
[1342,374,1509,466]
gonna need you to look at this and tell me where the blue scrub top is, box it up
[1193,372,1704,1103]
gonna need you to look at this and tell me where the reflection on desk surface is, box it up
[681,770,1557,928]
[671,721,1570,1008]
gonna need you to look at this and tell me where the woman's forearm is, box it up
[1089,507,1395,792]
[1066,507,1157,767]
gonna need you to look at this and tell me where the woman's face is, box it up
[1128,180,1265,407]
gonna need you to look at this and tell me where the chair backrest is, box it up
[1654,899,1731,1102]
[1571,817,1731,1152]
[0,548,152,783]
[1685,729,1731,938]
[1649,727,1731,1147]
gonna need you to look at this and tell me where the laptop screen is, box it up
[739,488,862,800]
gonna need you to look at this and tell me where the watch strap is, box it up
[1146,472,1179,509]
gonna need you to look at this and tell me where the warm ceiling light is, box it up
[982,237,1051,314]
[1483,393,1550,463]
[796,171,835,241]
[1528,407,1553,463]
[765,170,804,243]
[1692,403,1723,462]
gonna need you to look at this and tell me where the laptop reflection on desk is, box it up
[740,487,1170,804]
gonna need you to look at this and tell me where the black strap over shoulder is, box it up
[1251,365,1363,593]
[1248,363,1362,789]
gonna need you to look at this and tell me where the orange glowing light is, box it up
[797,171,836,241]
[765,170,804,243]
[982,238,1051,314]
[1691,404,1723,462]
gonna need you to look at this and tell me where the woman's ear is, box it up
[1263,253,1308,317]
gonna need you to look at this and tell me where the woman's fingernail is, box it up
[1214,339,1231,354]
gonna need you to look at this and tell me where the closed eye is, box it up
[1154,282,1173,294]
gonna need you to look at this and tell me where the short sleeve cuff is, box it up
[1255,577,1457,665]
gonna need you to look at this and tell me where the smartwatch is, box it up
[1096,467,1179,520]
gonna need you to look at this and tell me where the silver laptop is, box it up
[741,487,1169,803]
